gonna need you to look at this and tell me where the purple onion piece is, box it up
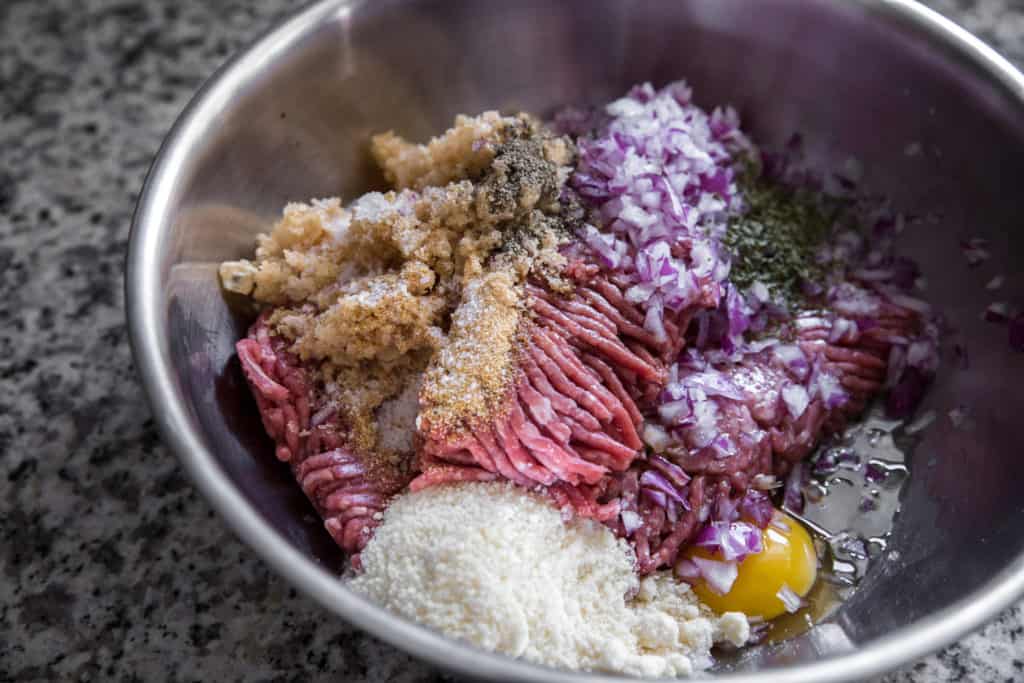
[694,521,763,562]
[639,469,688,507]
[783,461,806,513]
[648,454,691,489]
[739,490,774,528]
[640,487,669,509]
[777,584,804,613]
[620,509,643,535]
[674,558,701,583]
[713,495,740,523]
[691,556,739,595]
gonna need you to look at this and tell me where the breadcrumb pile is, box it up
[351,483,749,677]
[220,112,576,476]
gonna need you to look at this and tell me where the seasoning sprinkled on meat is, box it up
[418,268,523,435]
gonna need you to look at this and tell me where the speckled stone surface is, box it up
[2,1,1024,681]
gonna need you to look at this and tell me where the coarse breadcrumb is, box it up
[288,268,447,365]
[220,197,350,304]
[351,482,749,678]
[371,111,533,190]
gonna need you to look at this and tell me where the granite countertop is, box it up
[2,0,1024,680]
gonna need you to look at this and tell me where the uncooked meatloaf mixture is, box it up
[219,81,937,676]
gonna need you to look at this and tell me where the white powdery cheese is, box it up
[350,483,749,678]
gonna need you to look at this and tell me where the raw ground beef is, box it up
[237,314,407,556]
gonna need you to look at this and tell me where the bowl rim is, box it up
[126,1,1024,680]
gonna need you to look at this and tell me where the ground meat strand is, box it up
[236,315,411,559]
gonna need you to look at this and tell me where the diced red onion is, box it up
[828,318,858,344]
[783,461,805,512]
[640,469,688,507]
[777,584,803,614]
[836,450,861,468]
[749,281,770,303]
[648,454,691,489]
[621,510,643,535]
[694,521,764,561]
[642,423,671,452]
[691,556,739,595]
[713,495,741,523]
[813,452,838,476]
[674,558,702,583]
[739,490,774,528]
[580,223,628,269]
[571,80,751,338]
[658,398,692,425]
[643,294,668,343]
[640,487,669,509]
[781,384,810,419]
[711,433,737,459]
[684,371,745,401]
[816,372,847,409]
[774,344,810,379]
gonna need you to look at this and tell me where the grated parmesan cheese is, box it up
[350,483,748,677]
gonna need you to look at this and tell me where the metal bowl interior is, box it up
[127,0,1024,680]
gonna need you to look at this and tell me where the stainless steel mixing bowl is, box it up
[126,0,1024,679]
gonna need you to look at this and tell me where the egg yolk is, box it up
[686,512,818,620]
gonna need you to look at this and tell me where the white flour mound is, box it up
[350,482,748,678]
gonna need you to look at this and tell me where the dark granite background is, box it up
[2,0,1023,681]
